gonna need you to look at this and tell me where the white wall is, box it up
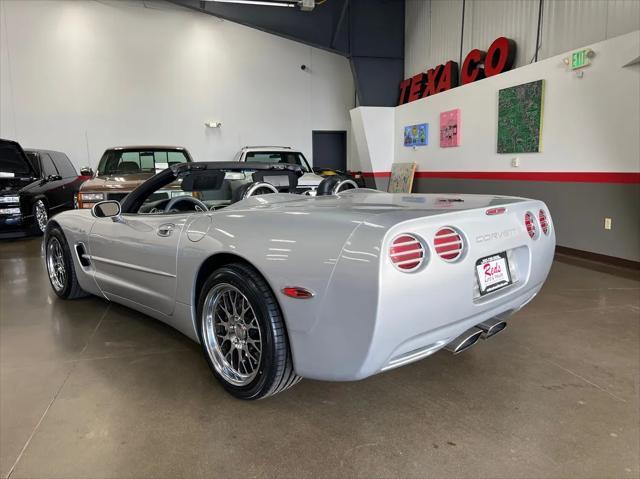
[406,0,458,79]
[351,31,640,175]
[349,107,394,175]
[350,31,640,261]
[405,0,640,78]
[0,0,354,169]
[395,31,640,173]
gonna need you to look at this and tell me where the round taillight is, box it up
[525,211,537,239]
[434,227,464,261]
[389,234,425,271]
[538,209,549,235]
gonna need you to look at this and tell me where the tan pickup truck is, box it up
[77,146,193,208]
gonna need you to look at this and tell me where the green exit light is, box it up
[571,49,591,70]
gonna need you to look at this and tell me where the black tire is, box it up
[45,227,88,299]
[197,263,300,400]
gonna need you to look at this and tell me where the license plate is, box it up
[475,252,512,295]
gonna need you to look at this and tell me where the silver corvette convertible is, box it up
[43,162,555,399]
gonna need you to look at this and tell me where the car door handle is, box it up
[157,223,175,237]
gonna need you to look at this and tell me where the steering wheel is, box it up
[163,195,209,213]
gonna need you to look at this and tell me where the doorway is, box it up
[312,131,347,171]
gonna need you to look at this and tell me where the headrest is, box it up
[317,177,358,195]
[316,176,340,196]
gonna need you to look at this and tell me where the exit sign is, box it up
[571,49,591,70]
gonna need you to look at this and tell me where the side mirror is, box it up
[91,200,121,220]
[80,167,93,177]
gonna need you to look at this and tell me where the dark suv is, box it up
[0,139,84,237]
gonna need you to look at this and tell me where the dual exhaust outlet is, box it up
[444,317,507,355]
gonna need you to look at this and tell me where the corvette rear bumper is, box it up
[290,280,543,381]
[378,283,540,373]
[287,199,555,382]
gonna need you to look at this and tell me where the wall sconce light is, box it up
[205,121,222,128]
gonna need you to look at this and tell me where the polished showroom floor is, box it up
[0,238,638,479]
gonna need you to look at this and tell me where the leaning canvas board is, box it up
[497,79,545,153]
[388,162,417,193]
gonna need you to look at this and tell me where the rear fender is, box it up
[175,209,368,339]
[287,220,387,380]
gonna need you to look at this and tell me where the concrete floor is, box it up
[0,238,638,479]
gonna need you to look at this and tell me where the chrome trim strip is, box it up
[90,255,176,278]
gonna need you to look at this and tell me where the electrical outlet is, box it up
[604,218,612,230]
[511,157,520,167]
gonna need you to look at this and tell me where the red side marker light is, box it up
[282,287,314,299]
[486,207,506,215]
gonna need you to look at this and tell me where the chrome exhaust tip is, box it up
[477,318,507,339]
[444,327,483,355]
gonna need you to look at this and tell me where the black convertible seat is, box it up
[231,183,253,204]
[316,176,340,196]
[252,170,298,192]
[316,176,358,196]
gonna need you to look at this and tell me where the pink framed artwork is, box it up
[440,109,461,147]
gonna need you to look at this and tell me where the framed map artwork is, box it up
[497,80,545,153]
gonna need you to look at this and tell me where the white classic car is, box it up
[43,162,555,399]
[233,145,359,195]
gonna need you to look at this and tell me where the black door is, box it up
[312,131,347,171]
[51,152,80,211]
[38,153,66,213]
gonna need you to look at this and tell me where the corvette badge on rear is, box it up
[476,252,512,295]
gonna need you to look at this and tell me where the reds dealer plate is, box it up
[476,252,512,295]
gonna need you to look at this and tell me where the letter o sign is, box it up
[484,37,516,77]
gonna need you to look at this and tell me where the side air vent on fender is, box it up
[75,243,91,267]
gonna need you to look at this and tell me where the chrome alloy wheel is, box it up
[35,200,48,232]
[202,283,263,386]
[46,237,66,292]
